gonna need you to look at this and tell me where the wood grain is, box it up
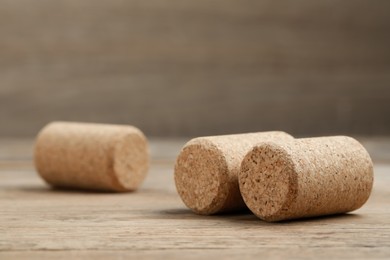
[0,0,389,137]
[0,138,389,259]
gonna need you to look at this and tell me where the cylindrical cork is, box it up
[239,136,374,222]
[34,122,149,192]
[174,132,294,215]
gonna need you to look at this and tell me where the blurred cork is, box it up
[34,122,149,192]
[239,136,374,222]
[174,131,294,215]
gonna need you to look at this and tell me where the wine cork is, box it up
[239,136,374,222]
[34,122,149,192]
[174,131,294,215]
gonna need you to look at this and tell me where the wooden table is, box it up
[1,138,389,259]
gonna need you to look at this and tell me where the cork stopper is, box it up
[174,131,294,215]
[34,122,149,192]
[239,136,374,222]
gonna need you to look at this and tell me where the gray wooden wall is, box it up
[0,0,389,137]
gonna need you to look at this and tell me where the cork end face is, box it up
[113,131,149,192]
[335,136,375,213]
[174,140,229,215]
[239,143,297,222]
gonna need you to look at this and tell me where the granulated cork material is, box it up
[239,136,374,222]
[174,132,294,215]
[34,122,149,192]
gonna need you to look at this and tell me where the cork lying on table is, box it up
[239,136,374,222]
[174,132,294,215]
[34,122,149,192]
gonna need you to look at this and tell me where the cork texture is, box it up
[174,132,294,215]
[34,122,149,192]
[239,136,374,222]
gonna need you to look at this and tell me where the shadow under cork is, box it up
[159,207,363,224]
[158,207,256,221]
[226,212,364,226]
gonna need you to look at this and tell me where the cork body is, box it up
[34,122,149,192]
[239,136,374,222]
[174,132,294,215]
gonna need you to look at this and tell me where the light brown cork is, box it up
[174,132,294,215]
[34,122,149,192]
[239,136,374,222]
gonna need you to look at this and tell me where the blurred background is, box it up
[0,0,389,138]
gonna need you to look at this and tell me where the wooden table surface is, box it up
[1,138,389,259]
